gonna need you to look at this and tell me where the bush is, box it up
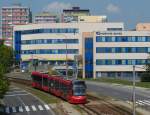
[0,65,9,98]
[141,73,150,82]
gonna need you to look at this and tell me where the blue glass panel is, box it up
[85,37,93,78]
[21,39,79,44]
[15,31,21,61]
[96,36,150,42]
[21,28,79,34]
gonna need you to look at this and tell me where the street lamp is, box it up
[132,65,145,115]
[133,65,136,115]
[55,34,68,79]
[65,38,68,79]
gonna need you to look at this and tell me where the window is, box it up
[106,60,112,65]
[43,77,48,86]
[21,28,79,34]
[21,49,79,54]
[96,60,105,65]
[107,28,123,31]
[116,60,122,65]
[96,36,150,42]
[96,47,149,53]
[96,59,147,65]
[105,37,112,42]
[136,47,147,53]
[146,37,150,42]
[21,39,79,44]
[96,36,102,42]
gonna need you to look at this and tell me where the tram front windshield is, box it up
[73,81,86,96]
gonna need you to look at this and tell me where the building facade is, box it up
[83,31,150,79]
[1,4,32,46]
[136,23,150,31]
[13,22,124,69]
[34,12,58,23]
[78,16,107,23]
[62,7,90,23]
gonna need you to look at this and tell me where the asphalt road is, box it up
[2,85,54,115]
[86,81,150,110]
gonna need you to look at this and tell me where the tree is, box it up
[141,55,150,82]
[0,41,13,72]
[0,40,12,98]
[0,65,9,98]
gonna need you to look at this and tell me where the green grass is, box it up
[28,88,61,104]
[80,77,150,88]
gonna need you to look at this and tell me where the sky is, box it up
[0,0,150,29]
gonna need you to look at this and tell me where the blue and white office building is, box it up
[13,22,123,69]
[83,31,150,79]
[13,22,150,79]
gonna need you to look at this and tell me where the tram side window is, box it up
[63,84,69,94]
[43,77,48,86]
[32,75,38,82]
[55,80,59,90]
[59,82,63,91]
[31,75,36,81]
[32,75,42,84]
[61,83,64,92]
[37,76,42,85]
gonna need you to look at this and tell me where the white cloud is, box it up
[43,1,72,13]
[106,3,120,13]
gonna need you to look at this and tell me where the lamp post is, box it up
[56,34,68,79]
[132,65,145,115]
[65,38,68,79]
[133,65,136,115]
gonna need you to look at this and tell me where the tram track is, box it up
[79,94,133,115]
[7,76,133,115]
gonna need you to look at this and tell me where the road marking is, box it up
[31,105,37,111]
[5,94,29,97]
[6,91,27,94]
[10,87,20,90]
[136,101,144,106]
[142,100,150,106]
[138,100,150,106]
[38,105,44,110]
[44,104,50,110]
[126,101,132,104]
[12,106,17,112]
[19,106,23,112]
[25,106,30,112]
[5,107,10,114]
[144,100,150,105]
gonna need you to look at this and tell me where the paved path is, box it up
[1,86,54,115]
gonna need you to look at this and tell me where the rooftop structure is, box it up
[78,16,107,23]
[34,12,58,23]
[136,23,150,31]
[62,7,90,23]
